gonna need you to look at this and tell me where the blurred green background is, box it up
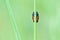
[0,0,60,40]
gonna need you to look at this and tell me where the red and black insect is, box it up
[32,11,39,23]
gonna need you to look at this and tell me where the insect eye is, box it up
[32,12,34,16]
[36,12,39,16]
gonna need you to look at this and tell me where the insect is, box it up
[32,11,39,23]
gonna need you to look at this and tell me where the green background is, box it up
[0,0,60,40]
